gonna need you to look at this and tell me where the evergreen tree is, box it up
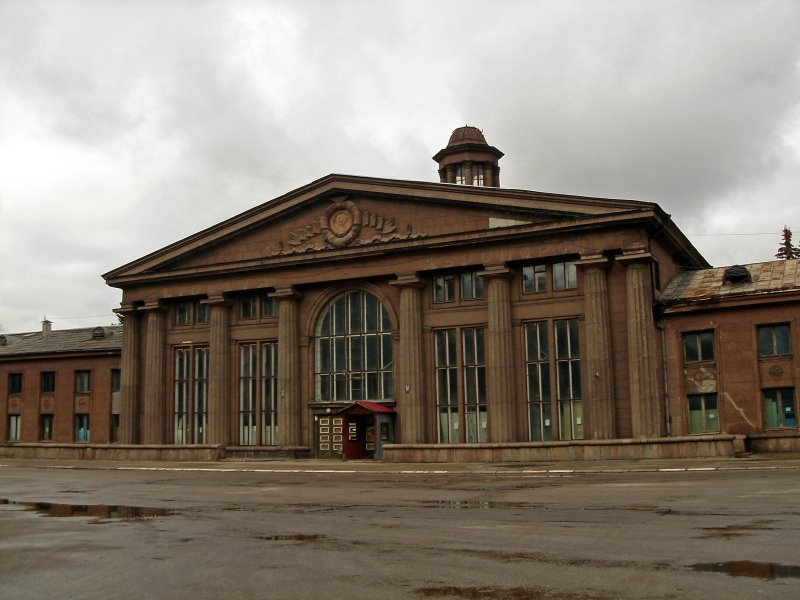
[775,225,800,260]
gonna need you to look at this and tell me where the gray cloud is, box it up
[1,0,799,332]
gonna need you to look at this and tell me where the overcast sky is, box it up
[2,0,800,333]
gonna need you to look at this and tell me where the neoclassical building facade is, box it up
[101,126,723,459]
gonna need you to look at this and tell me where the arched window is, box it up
[315,290,393,403]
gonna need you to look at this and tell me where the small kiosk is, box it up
[336,402,395,460]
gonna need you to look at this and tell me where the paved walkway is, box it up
[2,453,800,475]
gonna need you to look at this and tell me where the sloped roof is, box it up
[0,326,122,357]
[660,259,800,306]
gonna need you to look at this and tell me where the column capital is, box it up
[201,294,230,306]
[138,300,165,313]
[574,253,612,269]
[617,247,654,266]
[271,286,302,299]
[114,304,139,317]
[390,273,425,288]
[478,264,513,279]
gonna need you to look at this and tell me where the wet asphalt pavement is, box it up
[1,455,799,599]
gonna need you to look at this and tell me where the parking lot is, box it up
[1,458,799,599]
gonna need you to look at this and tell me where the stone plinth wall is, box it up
[225,446,312,460]
[0,443,223,461]
[383,436,739,463]
[746,432,800,453]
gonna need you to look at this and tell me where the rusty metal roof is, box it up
[660,259,800,305]
[0,326,122,357]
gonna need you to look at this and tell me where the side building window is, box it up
[175,301,192,326]
[8,373,22,395]
[41,371,56,394]
[763,388,797,429]
[688,393,719,434]
[75,414,90,442]
[433,271,485,303]
[75,371,91,393]
[683,330,715,363]
[433,275,456,303]
[7,415,21,441]
[758,324,791,357]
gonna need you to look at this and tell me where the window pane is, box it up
[758,326,773,356]
[684,335,699,363]
[700,332,715,360]
[776,325,791,355]
[566,263,577,289]
[553,263,565,290]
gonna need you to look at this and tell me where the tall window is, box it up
[526,322,552,441]
[522,265,547,294]
[111,369,121,393]
[556,318,582,440]
[195,302,210,324]
[240,344,258,445]
[261,342,278,444]
[758,324,791,357]
[688,393,719,434]
[7,415,21,441]
[435,329,458,443]
[173,347,209,444]
[434,327,487,443]
[75,371,91,393]
[174,348,191,444]
[40,415,54,441]
[262,296,279,318]
[315,290,393,403]
[462,327,487,443]
[238,342,278,445]
[8,373,22,395]
[553,262,578,291]
[455,164,465,185]
[763,388,797,429]
[194,348,209,443]
[41,371,56,394]
[75,414,90,442]
[684,331,715,363]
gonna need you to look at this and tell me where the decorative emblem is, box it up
[274,196,427,256]
[769,365,784,376]
[323,200,361,248]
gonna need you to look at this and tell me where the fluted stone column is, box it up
[576,256,616,439]
[481,265,517,442]
[390,275,426,443]
[275,287,301,446]
[116,306,140,444]
[621,253,663,438]
[206,296,230,446]
[141,303,166,444]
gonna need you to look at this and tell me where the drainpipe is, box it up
[657,320,671,436]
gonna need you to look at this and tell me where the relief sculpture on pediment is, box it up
[271,197,426,256]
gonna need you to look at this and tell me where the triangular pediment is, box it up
[104,174,656,284]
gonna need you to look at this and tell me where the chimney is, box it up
[42,318,52,335]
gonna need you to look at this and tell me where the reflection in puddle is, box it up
[691,560,800,579]
[0,498,175,521]
[256,534,324,541]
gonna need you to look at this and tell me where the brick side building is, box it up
[0,322,121,444]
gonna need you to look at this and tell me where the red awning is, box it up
[336,401,395,414]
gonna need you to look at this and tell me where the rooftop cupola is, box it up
[433,125,504,187]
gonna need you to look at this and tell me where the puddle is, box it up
[255,534,324,542]
[420,500,538,510]
[0,498,175,522]
[691,560,800,579]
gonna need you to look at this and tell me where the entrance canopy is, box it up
[336,401,395,415]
